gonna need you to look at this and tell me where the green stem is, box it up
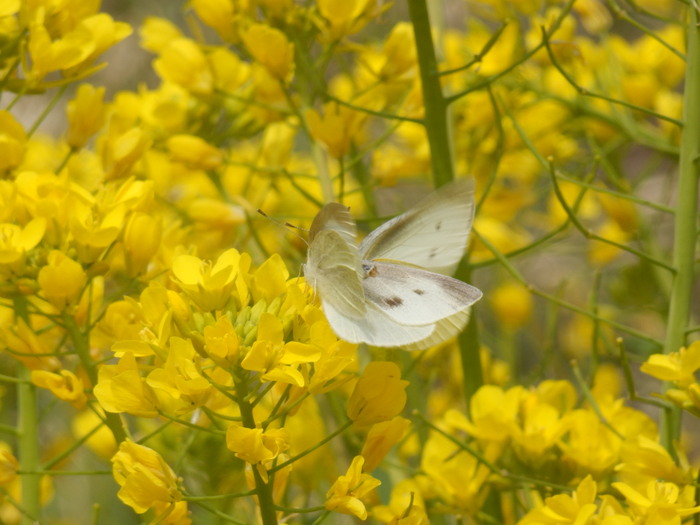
[233,371,278,525]
[63,316,126,443]
[12,297,40,524]
[661,6,700,448]
[408,0,454,187]
[18,367,40,525]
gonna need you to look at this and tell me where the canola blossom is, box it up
[0,0,697,524]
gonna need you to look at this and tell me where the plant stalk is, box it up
[662,6,700,448]
[407,0,455,187]
[18,367,40,525]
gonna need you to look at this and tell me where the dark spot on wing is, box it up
[413,289,425,295]
[384,296,403,307]
[435,221,442,231]
[429,248,438,259]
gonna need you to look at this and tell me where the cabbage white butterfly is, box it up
[304,179,482,350]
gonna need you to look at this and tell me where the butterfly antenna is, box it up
[257,209,309,246]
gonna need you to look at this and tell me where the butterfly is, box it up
[304,178,482,350]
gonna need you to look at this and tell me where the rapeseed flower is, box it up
[241,23,295,82]
[112,439,187,520]
[347,362,409,427]
[31,369,86,408]
[325,455,381,520]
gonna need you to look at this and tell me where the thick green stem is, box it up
[409,0,484,400]
[408,0,455,187]
[661,8,700,447]
[18,367,40,525]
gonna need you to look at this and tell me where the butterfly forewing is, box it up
[309,202,357,246]
[362,261,482,325]
[305,210,366,320]
[359,179,475,274]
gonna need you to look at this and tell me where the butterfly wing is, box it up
[359,178,475,274]
[321,298,434,346]
[361,261,482,326]
[305,204,366,319]
[402,308,471,351]
[309,202,357,246]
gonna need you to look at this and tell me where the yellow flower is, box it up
[101,127,152,181]
[191,0,237,42]
[325,455,381,520]
[0,0,19,17]
[347,362,409,427]
[250,253,289,303]
[518,475,598,524]
[31,369,86,408]
[421,432,491,513]
[305,101,368,158]
[27,11,92,83]
[139,16,183,53]
[166,134,223,170]
[573,0,612,33]
[63,14,133,74]
[37,251,87,310]
[588,220,630,266]
[0,444,18,486]
[617,435,692,490]
[153,37,214,94]
[71,409,117,459]
[27,11,131,85]
[209,46,252,91]
[241,312,321,387]
[306,315,357,394]
[0,110,27,172]
[241,23,294,82]
[0,317,61,371]
[171,249,248,312]
[69,201,125,263]
[225,425,289,465]
[379,23,417,81]
[612,480,700,523]
[203,315,241,366]
[372,479,428,524]
[316,0,377,40]
[66,84,107,149]
[112,439,184,517]
[640,341,700,388]
[0,218,45,275]
[123,212,162,277]
[93,352,159,417]
[488,281,533,330]
[361,416,410,472]
[146,337,212,414]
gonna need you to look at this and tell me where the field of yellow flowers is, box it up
[0,0,698,523]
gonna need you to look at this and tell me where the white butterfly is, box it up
[304,179,482,350]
